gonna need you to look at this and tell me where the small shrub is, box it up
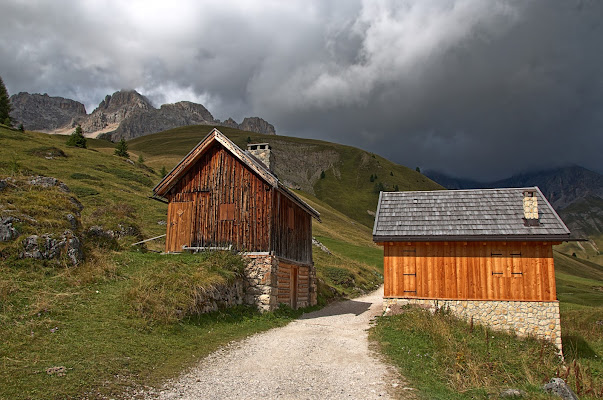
[323,266,355,288]
[17,123,24,132]
[72,186,100,197]
[160,166,167,177]
[320,170,326,179]
[108,168,153,187]
[374,181,385,193]
[28,146,67,158]
[70,173,100,181]
[137,154,144,164]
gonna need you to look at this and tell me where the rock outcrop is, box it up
[238,117,276,135]
[10,90,278,140]
[9,92,86,131]
[79,90,153,134]
[112,100,217,141]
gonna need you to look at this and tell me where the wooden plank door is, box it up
[290,266,298,309]
[166,201,194,252]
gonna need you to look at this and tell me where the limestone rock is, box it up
[27,176,70,192]
[21,230,83,266]
[9,92,86,131]
[220,117,239,128]
[0,217,19,242]
[238,117,276,135]
[543,378,579,400]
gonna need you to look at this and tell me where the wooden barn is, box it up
[373,187,570,349]
[153,128,320,310]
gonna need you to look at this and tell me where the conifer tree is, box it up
[0,76,11,124]
[114,138,129,158]
[66,125,87,148]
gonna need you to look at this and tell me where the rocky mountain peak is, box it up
[95,90,153,113]
[239,117,276,135]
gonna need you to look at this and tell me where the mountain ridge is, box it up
[8,89,276,140]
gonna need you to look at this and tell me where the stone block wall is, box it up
[384,298,562,352]
[195,279,245,313]
[243,254,279,312]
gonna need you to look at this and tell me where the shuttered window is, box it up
[220,203,235,221]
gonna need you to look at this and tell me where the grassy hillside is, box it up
[119,125,443,227]
[0,125,385,398]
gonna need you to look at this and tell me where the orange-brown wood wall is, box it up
[381,242,557,301]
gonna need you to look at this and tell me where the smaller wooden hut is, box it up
[373,187,570,350]
[153,128,320,310]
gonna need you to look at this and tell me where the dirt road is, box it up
[153,287,409,399]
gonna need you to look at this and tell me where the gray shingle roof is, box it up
[373,187,570,242]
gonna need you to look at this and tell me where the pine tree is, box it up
[137,153,145,164]
[114,138,129,158]
[18,123,24,132]
[0,76,11,124]
[415,166,421,173]
[66,125,87,148]
[160,166,167,177]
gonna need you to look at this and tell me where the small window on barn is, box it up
[288,206,295,229]
[220,203,235,221]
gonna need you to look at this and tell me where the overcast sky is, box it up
[1,0,601,180]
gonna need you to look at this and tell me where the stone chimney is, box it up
[247,143,273,171]
[523,189,539,226]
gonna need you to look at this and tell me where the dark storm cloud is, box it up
[0,0,601,179]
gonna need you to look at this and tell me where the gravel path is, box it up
[151,286,412,399]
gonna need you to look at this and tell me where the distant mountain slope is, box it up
[124,125,443,228]
[9,92,87,131]
[426,166,603,210]
[9,90,276,140]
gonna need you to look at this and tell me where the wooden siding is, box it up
[276,262,310,309]
[271,191,313,264]
[165,144,272,253]
[382,242,557,301]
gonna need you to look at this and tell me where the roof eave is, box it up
[373,234,572,243]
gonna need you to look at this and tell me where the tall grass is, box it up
[372,306,563,399]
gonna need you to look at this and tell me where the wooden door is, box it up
[166,201,194,252]
[290,266,298,309]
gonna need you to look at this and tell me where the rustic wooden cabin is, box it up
[153,128,320,310]
[373,187,570,349]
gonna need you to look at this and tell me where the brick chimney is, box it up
[247,143,273,171]
[523,189,540,226]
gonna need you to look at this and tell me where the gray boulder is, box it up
[0,217,19,242]
[543,378,579,400]
[21,230,83,266]
[27,176,70,192]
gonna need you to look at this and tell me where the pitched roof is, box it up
[373,187,570,242]
[153,128,320,220]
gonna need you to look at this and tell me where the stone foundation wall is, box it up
[195,279,245,313]
[384,298,562,352]
[243,254,279,312]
